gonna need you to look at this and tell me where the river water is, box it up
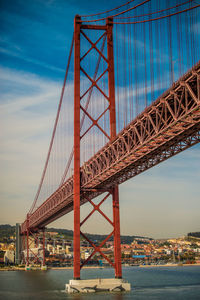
[0,266,200,299]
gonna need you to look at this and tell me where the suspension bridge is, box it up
[17,0,200,293]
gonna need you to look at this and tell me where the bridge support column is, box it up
[112,187,122,278]
[26,216,30,268]
[23,221,46,270]
[70,14,124,286]
[107,17,122,279]
[73,15,81,280]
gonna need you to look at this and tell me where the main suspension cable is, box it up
[81,0,136,18]
[29,34,74,214]
[80,0,150,23]
[113,4,200,24]
[115,0,193,19]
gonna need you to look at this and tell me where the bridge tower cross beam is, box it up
[73,15,122,279]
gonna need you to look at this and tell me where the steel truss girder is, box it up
[21,62,200,233]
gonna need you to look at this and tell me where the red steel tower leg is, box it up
[73,15,81,280]
[107,17,122,278]
[26,230,29,266]
[26,215,29,266]
[112,187,122,278]
[72,15,122,279]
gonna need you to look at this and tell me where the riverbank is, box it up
[139,263,200,268]
[0,265,104,271]
[1,263,200,271]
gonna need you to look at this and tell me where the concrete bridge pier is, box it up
[66,278,131,293]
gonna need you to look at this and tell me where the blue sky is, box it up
[0,0,200,238]
[0,0,125,80]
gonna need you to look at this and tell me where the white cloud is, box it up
[0,67,67,220]
[0,46,65,73]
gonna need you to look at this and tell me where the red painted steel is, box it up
[112,187,122,278]
[70,15,123,278]
[29,36,74,215]
[107,17,122,278]
[21,61,200,235]
[20,26,200,275]
[79,191,119,270]
[73,15,81,279]
[23,227,46,266]
[26,215,29,266]
[19,0,200,277]
[80,229,115,268]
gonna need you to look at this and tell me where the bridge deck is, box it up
[21,62,200,233]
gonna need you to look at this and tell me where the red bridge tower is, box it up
[73,15,122,279]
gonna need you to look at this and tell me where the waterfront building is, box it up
[4,250,15,264]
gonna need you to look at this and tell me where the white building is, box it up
[85,251,90,259]
[4,250,15,264]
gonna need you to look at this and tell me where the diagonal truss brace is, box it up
[80,191,115,268]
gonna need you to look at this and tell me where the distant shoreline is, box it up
[139,263,200,268]
[1,263,200,271]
